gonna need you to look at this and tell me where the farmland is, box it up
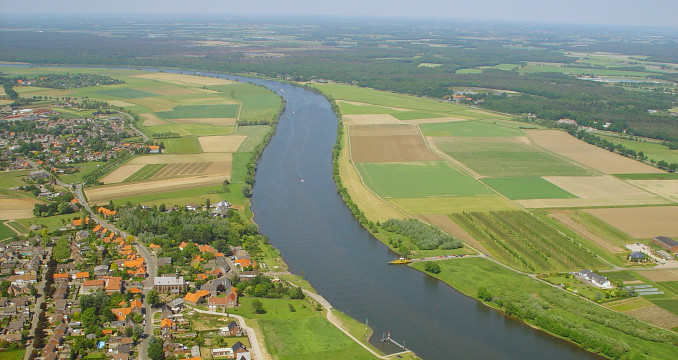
[419,121,524,137]
[481,177,576,200]
[583,207,678,239]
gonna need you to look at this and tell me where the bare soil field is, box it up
[127,97,178,112]
[629,180,678,202]
[342,114,402,125]
[418,214,489,254]
[583,206,678,238]
[350,124,420,137]
[86,176,226,203]
[544,175,656,199]
[389,196,517,214]
[198,135,247,152]
[127,153,232,165]
[526,129,663,174]
[140,113,169,126]
[137,85,201,96]
[169,118,236,126]
[636,270,678,282]
[0,199,36,219]
[338,125,406,221]
[133,73,235,86]
[626,305,678,330]
[101,164,146,184]
[549,210,624,253]
[350,132,441,163]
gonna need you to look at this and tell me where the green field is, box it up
[0,222,17,240]
[125,164,167,182]
[481,63,521,71]
[162,136,203,154]
[109,184,243,207]
[520,65,654,78]
[436,137,591,177]
[614,173,678,180]
[410,258,678,360]
[18,212,85,230]
[231,152,253,183]
[450,211,607,272]
[234,125,271,152]
[143,123,234,137]
[0,349,25,360]
[391,111,445,120]
[156,104,240,119]
[456,68,484,74]
[420,121,524,137]
[596,135,678,165]
[208,83,283,124]
[481,177,576,200]
[93,88,158,99]
[356,161,493,198]
[338,103,398,115]
[58,161,105,184]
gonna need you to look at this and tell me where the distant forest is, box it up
[1,18,677,140]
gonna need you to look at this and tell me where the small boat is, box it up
[388,257,412,265]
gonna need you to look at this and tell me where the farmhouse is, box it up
[653,236,678,253]
[578,269,612,288]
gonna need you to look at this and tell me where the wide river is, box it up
[7,64,601,359]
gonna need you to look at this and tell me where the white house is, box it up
[578,269,612,288]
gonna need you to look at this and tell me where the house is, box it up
[232,341,247,355]
[208,296,234,311]
[82,279,106,293]
[653,236,678,253]
[98,207,118,217]
[148,145,161,154]
[170,298,184,313]
[154,275,187,293]
[628,252,645,262]
[110,307,132,321]
[557,118,577,126]
[183,289,211,306]
[149,243,161,252]
[578,269,612,288]
[53,273,70,282]
[212,348,233,358]
[104,276,123,294]
[220,321,242,336]
[73,272,89,282]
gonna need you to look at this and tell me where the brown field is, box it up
[133,73,235,86]
[389,196,517,214]
[351,135,441,163]
[342,114,402,125]
[517,197,669,209]
[149,162,222,179]
[137,85,201,96]
[337,100,411,112]
[418,214,489,254]
[629,180,678,202]
[101,164,146,184]
[350,124,420,137]
[140,113,169,126]
[526,129,663,174]
[0,199,37,220]
[127,153,232,165]
[636,270,678,282]
[583,206,678,238]
[338,125,406,221]
[549,210,624,253]
[626,305,678,330]
[108,100,136,107]
[127,97,178,112]
[198,135,247,152]
[171,118,236,126]
[85,176,226,203]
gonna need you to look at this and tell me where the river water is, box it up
[3,64,601,359]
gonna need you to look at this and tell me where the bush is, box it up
[424,262,441,274]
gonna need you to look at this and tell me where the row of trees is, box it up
[382,218,463,250]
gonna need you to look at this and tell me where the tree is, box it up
[147,289,160,307]
[205,198,211,209]
[251,299,265,314]
[424,261,441,274]
[148,336,165,360]
[477,287,493,302]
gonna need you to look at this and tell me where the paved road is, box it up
[187,306,265,360]
[23,250,50,360]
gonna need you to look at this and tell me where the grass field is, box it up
[18,212,84,230]
[234,125,271,152]
[391,110,446,120]
[162,136,203,154]
[156,104,239,119]
[57,161,105,184]
[520,64,653,78]
[107,184,242,207]
[338,102,399,115]
[0,349,25,360]
[596,135,678,165]
[0,222,17,240]
[615,173,678,180]
[143,123,234,137]
[356,161,493,198]
[450,211,607,272]
[389,195,517,214]
[456,68,484,74]
[434,137,591,177]
[125,164,167,182]
[94,88,159,99]
[481,177,576,200]
[420,121,524,137]
[652,300,678,316]
[208,83,282,124]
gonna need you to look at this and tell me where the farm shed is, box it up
[653,236,678,253]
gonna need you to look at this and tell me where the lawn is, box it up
[356,161,493,198]
[162,136,203,154]
[420,121,524,137]
[481,177,576,200]
[0,349,25,360]
[435,137,591,177]
[125,164,167,182]
[156,104,240,119]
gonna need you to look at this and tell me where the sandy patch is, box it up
[526,129,662,174]
[342,114,402,125]
[349,124,420,137]
[549,210,624,253]
[637,269,678,282]
[136,85,201,96]
[0,199,36,220]
[127,153,232,165]
[127,97,178,112]
[109,100,136,107]
[85,176,227,203]
[583,206,678,238]
[140,113,169,126]
[418,214,489,254]
[101,164,145,184]
[133,73,235,86]
[630,180,678,202]
[198,135,248,152]
[350,135,441,163]
[626,305,678,330]
[170,118,236,126]
[544,175,655,199]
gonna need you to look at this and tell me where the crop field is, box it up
[356,161,494,198]
[150,162,224,179]
[234,125,271,152]
[127,153,232,165]
[548,210,632,253]
[389,195,517,214]
[583,206,678,238]
[418,214,489,254]
[136,85,202,96]
[143,123,234,136]
[93,88,159,99]
[101,164,146,184]
[208,83,282,124]
[156,104,239,119]
[140,113,169,126]
[198,135,247,152]
[628,180,678,202]
[420,121,524,137]
[544,175,657,200]
[168,117,236,126]
[342,114,402,125]
[615,173,678,180]
[637,270,678,283]
[526,130,663,174]
[0,199,38,220]
[338,102,399,115]
[391,111,447,120]
[162,136,203,154]
[481,177,576,200]
[85,175,227,203]
[450,210,607,272]
[350,132,440,163]
[0,222,17,240]
[124,164,167,182]
[432,137,591,177]
[596,135,678,165]
[132,72,235,85]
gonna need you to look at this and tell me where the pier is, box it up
[381,332,408,351]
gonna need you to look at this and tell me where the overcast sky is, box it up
[1,0,677,28]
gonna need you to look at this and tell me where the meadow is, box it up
[156,104,240,119]
[356,161,493,198]
[520,64,654,78]
[596,134,678,164]
[0,222,17,240]
[420,121,524,137]
[481,177,576,200]
[161,136,203,154]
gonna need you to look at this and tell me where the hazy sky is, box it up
[2,0,677,28]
